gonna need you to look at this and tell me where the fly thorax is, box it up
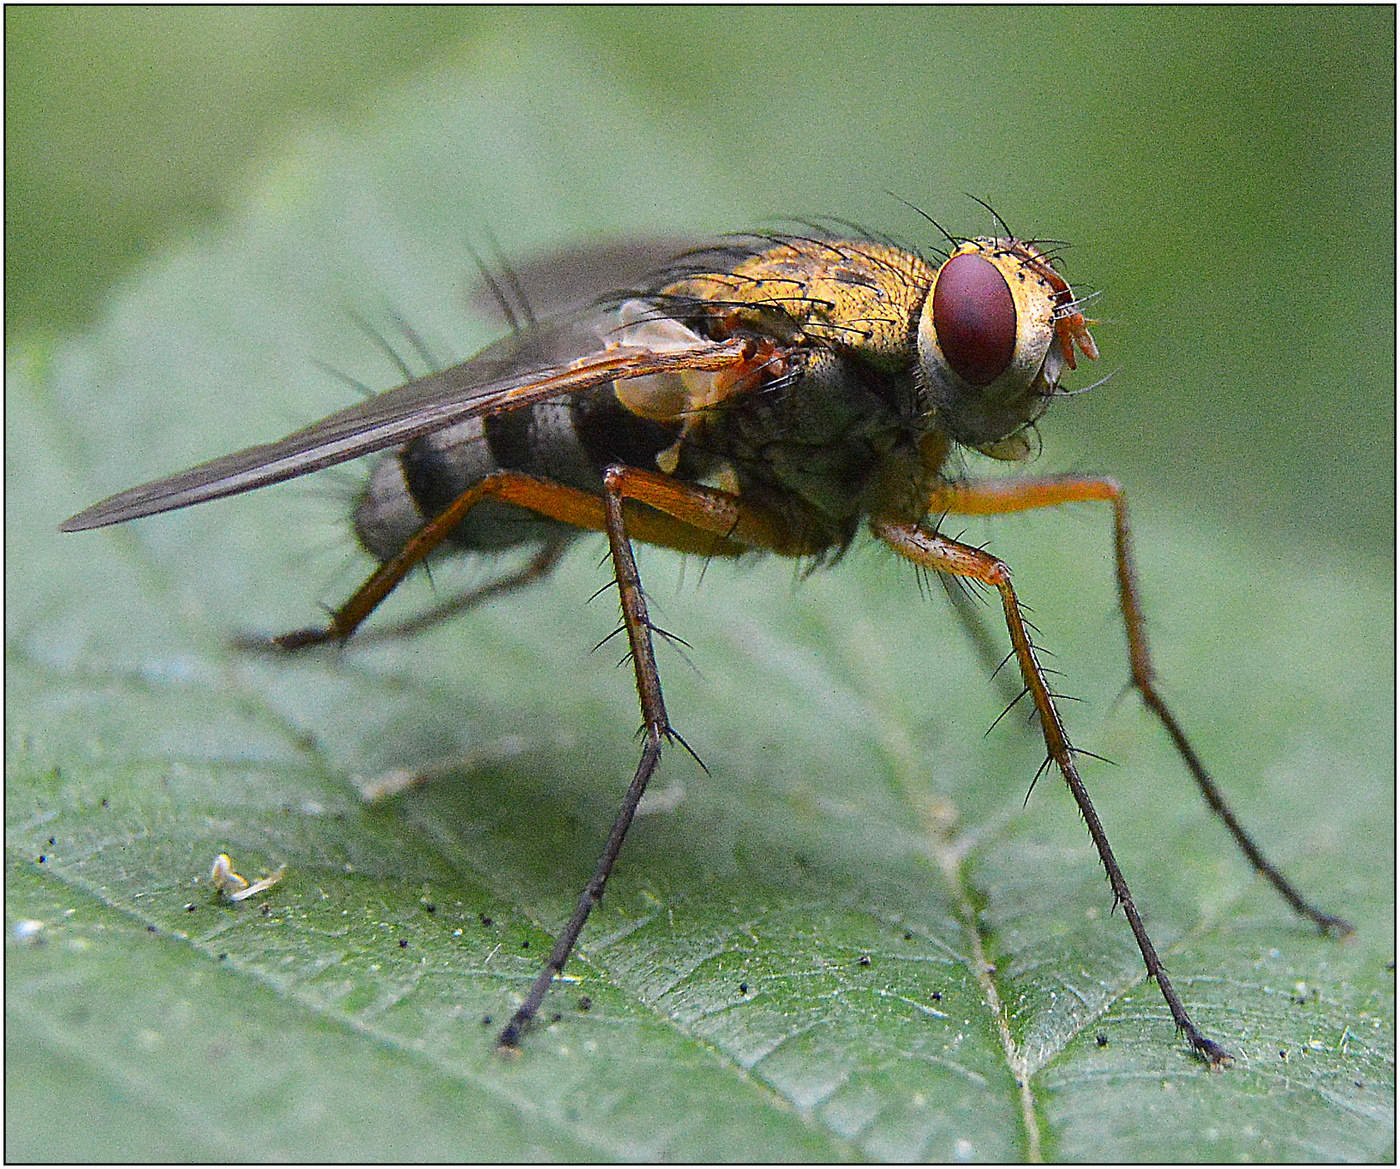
[727,348,916,525]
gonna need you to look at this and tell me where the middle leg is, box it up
[494,467,807,1046]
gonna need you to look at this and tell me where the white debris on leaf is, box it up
[209,852,286,902]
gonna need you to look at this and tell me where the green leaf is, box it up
[8,15,1393,1162]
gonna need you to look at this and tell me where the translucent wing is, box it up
[61,315,752,532]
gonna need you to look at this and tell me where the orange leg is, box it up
[930,474,1350,938]
[275,469,795,649]
[873,517,1232,1065]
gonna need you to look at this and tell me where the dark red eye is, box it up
[932,253,1016,386]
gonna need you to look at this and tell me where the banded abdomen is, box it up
[353,310,682,561]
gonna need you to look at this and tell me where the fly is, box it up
[61,218,1351,1065]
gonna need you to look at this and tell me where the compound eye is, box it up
[932,253,1017,386]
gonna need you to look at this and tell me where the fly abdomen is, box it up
[353,380,681,562]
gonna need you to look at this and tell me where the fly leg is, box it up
[273,470,756,649]
[350,536,571,645]
[874,518,1233,1065]
[930,474,1350,936]
[495,469,676,1048]
[493,467,802,1048]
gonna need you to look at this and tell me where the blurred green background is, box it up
[6,8,1394,1162]
[7,6,1394,558]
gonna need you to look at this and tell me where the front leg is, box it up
[874,518,1232,1066]
[929,474,1350,937]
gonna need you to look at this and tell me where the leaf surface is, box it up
[8,22,1393,1163]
